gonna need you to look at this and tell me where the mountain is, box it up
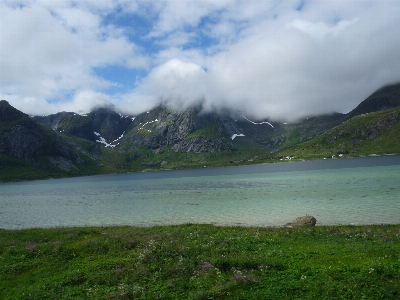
[277,106,400,159]
[2,82,400,181]
[256,113,346,152]
[347,82,400,119]
[119,106,237,153]
[34,105,275,153]
[33,107,133,143]
[0,100,103,181]
[0,100,79,167]
[32,105,280,171]
[272,82,400,159]
[33,104,341,156]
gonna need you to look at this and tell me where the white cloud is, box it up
[148,0,231,38]
[0,0,145,114]
[1,0,400,121]
[290,18,359,40]
[1,90,113,116]
[133,58,207,111]
[133,0,400,121]
[61,90,114,113]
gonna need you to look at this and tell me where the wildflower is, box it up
[25,244,37,252]
[258,264,270,270]
[234,273,256,282]
[234,273,244,280]
[201,262,212,269]
[115,268,125,274]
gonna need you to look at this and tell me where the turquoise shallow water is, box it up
[1,156,399,229]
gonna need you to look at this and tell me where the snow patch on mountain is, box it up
[243,116,274,128]
[94,132,116,148]
[111,131,125,144]
[138,119,159,131]
[231,134,245,140]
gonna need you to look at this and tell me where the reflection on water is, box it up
[1,156,400,229]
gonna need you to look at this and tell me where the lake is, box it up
[1,155,399,229]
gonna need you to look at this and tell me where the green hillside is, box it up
[276,107,400,160]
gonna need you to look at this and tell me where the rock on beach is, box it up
[286,216,317,227]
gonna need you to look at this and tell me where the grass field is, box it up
[1,224,399,299]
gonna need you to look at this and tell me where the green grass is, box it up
[1,224,399,299]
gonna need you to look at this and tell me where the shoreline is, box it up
[2,222,400,231]
[1,153,399,184]
[2,153,400,186]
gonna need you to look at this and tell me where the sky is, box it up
[1,0,400,122]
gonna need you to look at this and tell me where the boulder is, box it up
[286,216,317,227]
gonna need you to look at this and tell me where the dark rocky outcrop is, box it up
[286,216,317,227]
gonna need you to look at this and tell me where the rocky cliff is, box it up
[34,105,248,153]
[119,106,234,153]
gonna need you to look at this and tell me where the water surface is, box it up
[1,156,399,229]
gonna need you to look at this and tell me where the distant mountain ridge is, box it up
[1,82,400,181]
